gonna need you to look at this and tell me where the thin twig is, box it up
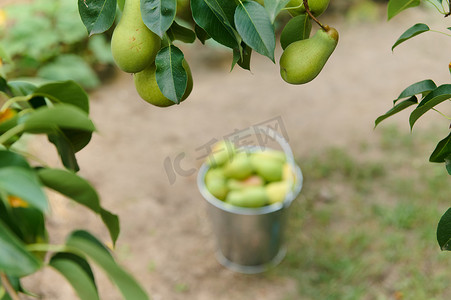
[0,273,21,300]
[303,0,327,31]
[432,108,451,120]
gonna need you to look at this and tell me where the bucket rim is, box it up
[197,161,303,216]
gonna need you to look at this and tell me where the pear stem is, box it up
[302,0,327,31]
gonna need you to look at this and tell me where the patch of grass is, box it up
[174,282,189,293]
[272,125,451,299]
[147,260,156,272]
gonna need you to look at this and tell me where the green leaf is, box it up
[66,231,149,300]
[446,156,451,175]
[38,168,120,245]
[393,79,437,104]
[409,84,451,129]
[0,167,48,212]
[78,0,118,35]
[100,208,120,246]
[280,13,312,50]
[264,0,290,23]
[0,200,22,244]
[0,150,30,169]
[50,253,100,300]
[375,96,418,127]
[0,77,11,96]
[2,198,47,245]
[191,0,239,49]
[37,168,101,213]
[20,105,96,134]
[15,208,47,246]
[0,109,20,137]
[235,1,275,62]
[0,44,12,65]
[37,55,100,90]
[167,21,196,43]
[0,220,42,277]
[429,132,451,163]
[141,0,177,37]
[47,130,94,171]
[62,130,93,153]
[194,24,210,44]
[232,43,252,71]
[32,81,89,113]
[387,0,421,20]
[7,82,36,97]
[155,45,187,103]
[48,132,81,172]
[18,105,95,170]
[437,207,451,250]
[392,23,429,51]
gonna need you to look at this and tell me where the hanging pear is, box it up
[111,0,161,73]
[133,61,193,107]
[286,0,330,17]
[279,25,338,85]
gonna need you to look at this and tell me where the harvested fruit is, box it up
[203,140,297,208]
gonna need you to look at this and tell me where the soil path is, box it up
[24,8,451,300]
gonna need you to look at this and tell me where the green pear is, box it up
[280,14,312,50]
[205,167,226,182]
[223,152,253,180]
[176,0,193,23]
[282,162,296,184]
[280,26,338,85]
[227,175,264,190]
[286,0,330,17]
[133,60,193,107]
[265,181,290,204]
[226,187,268,208]
[252,149,286,164]
[206,140,235,167]
[250,154,284,182]
[111,0,161,73]
[206,177,228,201]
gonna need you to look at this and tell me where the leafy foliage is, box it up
[0,77,148,299]
[77,0,317,101]
[155,45,187,103]
[377,0,451,250]
[0,0,114,89]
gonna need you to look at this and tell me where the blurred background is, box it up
[1,0,451,299]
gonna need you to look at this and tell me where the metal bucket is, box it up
[197,127,303,274]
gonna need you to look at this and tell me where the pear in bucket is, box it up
[223,152,253,180]
[206,140,236,168]
[226,186,269,208]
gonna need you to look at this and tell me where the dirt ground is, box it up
[22,7,451,300]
